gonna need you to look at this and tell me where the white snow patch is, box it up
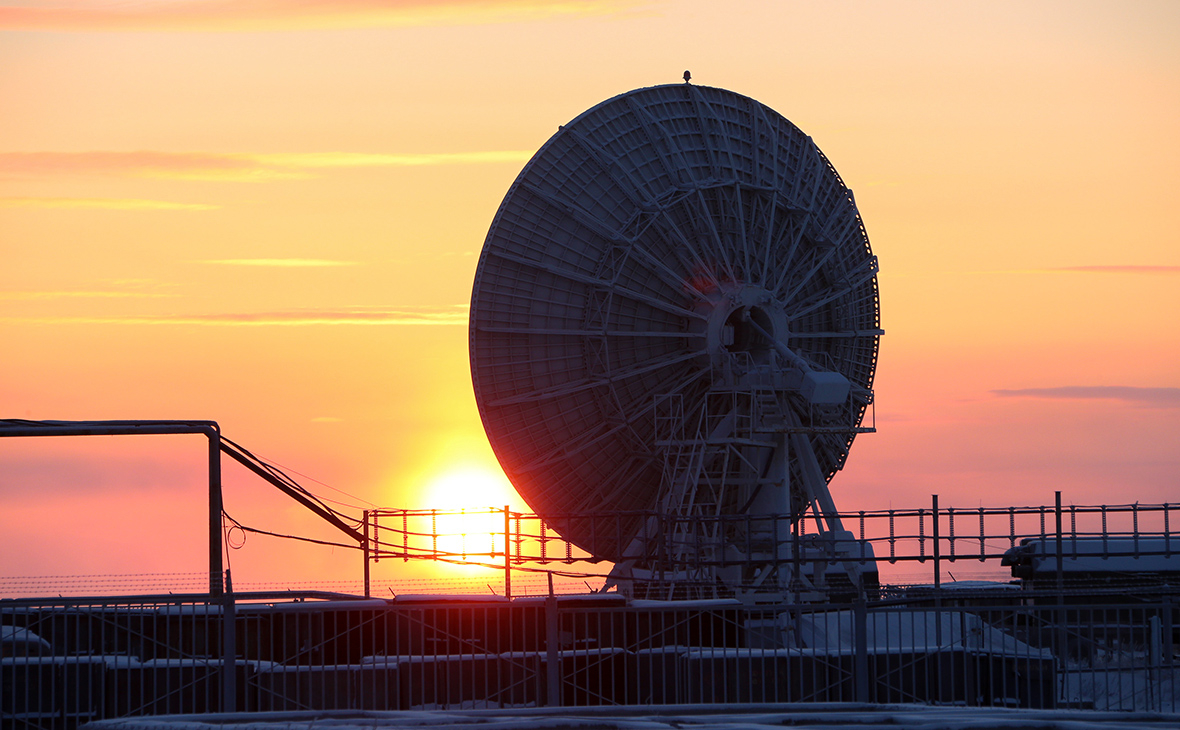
[795,609,1053,657]
[78,704,1180,729]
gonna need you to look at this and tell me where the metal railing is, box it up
[3,589,1177,726]
[361,497,1178,598]
[5,495,1180,725]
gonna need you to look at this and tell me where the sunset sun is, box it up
[422,464,516,513]
[417,464,522,569]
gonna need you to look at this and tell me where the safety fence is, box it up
[2,588,1176,728]
[363,498,1179,597]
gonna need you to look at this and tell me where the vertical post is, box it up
[1163,597,1174,701]
[961,611,976,705]
[1150,614,1162,702]
[363,509,371,599]
[220,569,237,712]
[771,513,779,590]
[853,595,869,702]
[504,505,512,600]
[932,494,942,656]
[793,515,801,605]
[1054,491,1065,592]
[1055,491,1066,661]
[656,512,666,590]
[208,428,224,596]
[932,494,941,591]
[545,573,560,707]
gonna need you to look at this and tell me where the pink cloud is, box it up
[969,266,1180,276]
[0,0,633,33]
[198,258,360,267]
[0,151,277,181]
[0,196,217,210]
[991,386,1180,408]
[1052,266,1180,275]
[0,150,532,181]
[1,305,470,326]
[177,307,468,325]
[0,290,169,300]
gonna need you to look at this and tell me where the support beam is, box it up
[219,439,364,544]
[209,426,224,595]
[0,419,225,595]
[0,419,365,596]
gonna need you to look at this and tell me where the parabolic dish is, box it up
[470,83,880,560]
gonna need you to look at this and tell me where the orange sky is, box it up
[1,0,1178,593]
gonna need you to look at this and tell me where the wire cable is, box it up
[221,435,364,532]
[255,454,378,509]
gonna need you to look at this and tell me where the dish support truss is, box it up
[608,351,878,602]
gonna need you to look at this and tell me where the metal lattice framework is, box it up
[470,83,881,590]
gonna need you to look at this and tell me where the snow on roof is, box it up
[238,598,392,614]
[1,625,52,655]
[258,662,379,672]
[1008,538,1180,574]
[795,609,1054,658]
[630,598,743,609]
[153,604,224,616]
[138,658,278,669]
[1,655,131,667]
[902,580,1021,594]
[509,593,627,605]
[391,594,510,604]
[76,704,1180,729]
[930,580,1020,591]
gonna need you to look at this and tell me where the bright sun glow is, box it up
[419,465,521,569]
[422,464,517,512]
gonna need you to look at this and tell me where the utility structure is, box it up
[0,419,366,595]
[469,83,882,601]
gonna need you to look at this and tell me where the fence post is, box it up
[363,509,371,599]
[1062,492,1071,596]
[932,495,941,590]
[220,570,237,713]
[932,495,942,652]
[853,595,869,702]
[1054,492,1067,662]
[1149,613,1162,711]
[545,575,561,707]
[1164,597,1175,713]
[208,430,224,596]
[961,611,976,706]
[504,505,512,600]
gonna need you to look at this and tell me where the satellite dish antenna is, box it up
[470,84,881,599]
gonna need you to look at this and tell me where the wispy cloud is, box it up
[0,150,534,182]
[1049,266,1180,275]
[0,0,635,33]
[0,279,176,300]
[251,151,533,168]
[199,259,360,267]
[992,386,1180,409]
[0,196,216,210]
[0,290,170,300]
[0,305,469,326]
[971,266,1180,276]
